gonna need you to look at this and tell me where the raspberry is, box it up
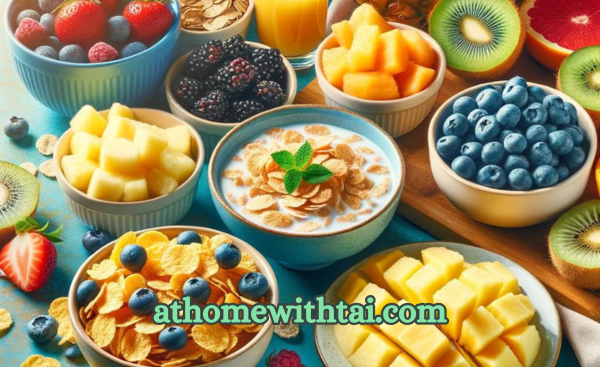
[267,350,305,367]
[88,42,119,63]
[15,18,46,49]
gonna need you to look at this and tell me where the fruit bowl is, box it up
[4,0,181,117]
[54,109,204,236]
[428,81,598,228]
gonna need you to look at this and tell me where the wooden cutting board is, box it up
[295,49,600,322]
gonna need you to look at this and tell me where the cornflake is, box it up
[180,0,248,31]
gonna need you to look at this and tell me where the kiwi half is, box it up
[428,0,525,79]
[558,46,600,126]
[0,161,39,244]
[549,200,600,289]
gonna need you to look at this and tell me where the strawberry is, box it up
[99,0,117,13]
[124,0,172,44]
[0,218,62,293]
[54,0,106,47]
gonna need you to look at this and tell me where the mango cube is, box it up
[515,294,535,315]
[69,105,108,137]
[422,247,464,281]
[344,72,400,100]
[486,293,534,332]
[70,131,102,161]
[122,177,149,202]
[348,332,401,367]
[352,283,397,316]
[332,20,354,48]
[459,306,504,355]
[434,350,470,367]
[349,4,393,33]
[158,147,196,184]
[100,138,140,175]
[400,30,437,68]
[108,102,135,121]
[394,62,436,98]
[501,325,541,367]
[146,169,178,198]
[384,257,423,301]
[458,267,502,308]
[376,29,409,75]
[390,353,420,367]
[337,272,369,304]
[359,250,404,294]
[405,264,446,304]
[348,25,381,71]
[476,262,520,297]
[433,279,476,340]
[87,169,126,201]
[475,339,523,367]
[133,128,169,168]
[102,116,136,141]
[61,155,98,191]
[165,126,192,156]
[334,323,376,357]
[322,47,351,89]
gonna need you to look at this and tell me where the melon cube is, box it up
[458,306,504,355]
[405,264,446,304]
[501,325,541,367]
[352,283,397,316]
[108,103,135,121]
[100,138,140,174]
[70,105,108,137]
[334,323,376,357]
[390,353,420,367]
[165,126,192,156]
[103,116,136,141]
[348,332,401,367]
[400,30,437,68]
[433,279,476,340]
[133,128,169,168]
[349,4,393,33]
[332,20,354,48]
[394,62,436,98]
[486,293,534,332]
[384,257,423,301]
[146,169,178,198]
[322,47,351,89]
[344,72,400,100]
[458,267,502,308]
[87,169,126,201]
[348,25,381,71]
[515,294,535,315]
[122,177,149,202]
[475,339,523,367]
[70,131,102,161]
[359,250,404,294]
[476,262,520,297]
[61,155,98,191]
[422,247,464,281]
[338,272,369,304]
[376,29,409,75]
[434,350,470,367]
[158,147,196,184]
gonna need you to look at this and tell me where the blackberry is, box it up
[253,81,286,108]
[252,48,285,84]
[222,35,251,60]
[171,77,202,111]
[194,90,230,122]
[183,40,224,79]
[230,99,265,122]
[216,58,256,95]
[199,75,218,94]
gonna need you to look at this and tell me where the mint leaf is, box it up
[294,141,313,169]
[284,169,302,194]
[271,151,295,171]
[302,164,333,184]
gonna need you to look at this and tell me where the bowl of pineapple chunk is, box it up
[316,4,446,138]
[54,103,204,236]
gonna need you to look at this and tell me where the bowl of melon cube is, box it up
[54,103,204,236]
[316,4,446,137]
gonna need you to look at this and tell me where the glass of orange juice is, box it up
[254,0,328,70]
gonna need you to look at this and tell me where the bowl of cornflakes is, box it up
[68,226,278,367]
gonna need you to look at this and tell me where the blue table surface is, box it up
[0,8,580,367]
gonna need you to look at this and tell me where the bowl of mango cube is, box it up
[315,4,446,137]
[54,103,204,236]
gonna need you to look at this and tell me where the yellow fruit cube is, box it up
[102,116,136,141]
[122,177,149,202]
[100,138,140,174]
[515,294,535,315]
[390,353,420,367]
[87,169,126,202]
[376,29,409,75]
[108,103,135,121]
[322,47,351,89]
[475,339,523,367]
[334,323,376,357]
[422,247,464,281]
[349,4,393,33]
[165,126,192,156]
[348,332,401,367]
[476,262,520,297]
[61,155,98,191]
[344,72,400,100]
[70,105,108,137]
[400,30,437,68]
[384,257,423,301]
[134,128,169,168]
[458,267,502,308]
[433,279,476,340]
[394,62,437,98]
[486,293,534,332]
[348,25,381,71]
[405,264,446,304]
[337,272,369,304]
[158,147,196,184]
[501,325,541,367]
[146,169,178,198]
[332,20,354,49]
[70,131,102,161]
[352,283,397,316]
[459,306,504,355]
[434,350,470,367]
[359,250,404,294]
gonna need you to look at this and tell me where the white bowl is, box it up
[54,109,204,236]
[315,22,446,138]
[428,82,598,228]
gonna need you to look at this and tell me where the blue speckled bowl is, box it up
[4,0,181,117]
[209,105,405,271]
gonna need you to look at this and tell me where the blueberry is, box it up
[475,115,500,142]
[481,142,505,165]
[121,42,147,58]
[556,164,570,182]
[544,124,558,135]
[533,165,559,188]
[462,131,478,143]
[443,113,470,137]
[521,103,548,125]
[476,165,507,189]
[65,345,83,359]
[476,89,503,114]
[548,105,570,125]
[548,130,574,156]
[39,0,63,13]
[238,272,269,300]
[467,109,488,127]
[543,95,564,110]
[214,243,242,269]
[483,85,504,94]
[460,142,483,162]
[496,104,521,128]
[77,280,100,307]
[436,136,462,160]
[177,230,202,245]
[562,146,586,172]
[27,315,58,344]
[562,126,584,146]
[17,9,40,25]
[508,168,533,190]
[451,156,476,179]
[564,102,578,124]
[506,76,528,89]
[40,13,55,35]
[35,45,58,60]
[528,86,547,104]
[525,125,547,145]
[59,44,88,63]
[120,244,147,272]
[108,16,131,43]
[82,230,114,253]
[528,142,553,166]
[4,116,29,140]
[503,155,530,172]
[551,153,559,167]
[503,133,527,154]
[498,129,517,144]
[159,326,188,351]
[453,96,478,116]
[47,36,63,51]
[183,277,211,304]
[129,288,158,316]
[502,85,528,108]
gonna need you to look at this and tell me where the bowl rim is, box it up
[68,225,279,367]
[314,21,447,106]
[208,104,406,238]
[428,81,599,196]
[165,41,297,128]
[54,108,205,207]
[179,0,254,35]
[4,0,181,67]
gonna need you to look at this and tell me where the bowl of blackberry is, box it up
[166,35,297,159]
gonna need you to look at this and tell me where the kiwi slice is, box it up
[429,0,525,79]
[0,161,39,244]
[558,46,600,125]
[549,200,600,289]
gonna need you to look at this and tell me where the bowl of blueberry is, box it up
[5,0,181,117]
[165,35,297,159]
[428,76,598,228]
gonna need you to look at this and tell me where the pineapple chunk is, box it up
[322,47,351,89]
[334,323,376,357]
[352,283,397,316]
[376,29,409,75]
[70,105,108,137]
[384,257,423,301]
[390,353,420,367]
[108,102,135,120]
[359,250,404,294]
[515,294,535,315]
[348,25,381,71]
[332,20,354,48]
[146,169,178,198]
[344,72,400,100]
[476,262,520,297]
[458,267,502,308]
[133,128,169,168]
[400,30,437,68]
[348,332,401,367]
[61,155,98,191]
[501,325,541,367]
[70,131,102,161]
[434,350,470,367]
[475,339,523,367]
[459,306,504,355]
[394,62,436,98]
[486,293,534,332]
[349,4,393,33]
[102,116,136,141]
[87,169,126,201]
[158,147,196,184]
[422,247,464,281]
[337,272,369,304]
[165,126,192,156]
[100,138,140,175]
[122,177,149,202]
[405,264,446,304]
[433,279,476,340]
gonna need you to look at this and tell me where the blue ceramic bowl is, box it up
[4,0,181,117]
[209,105,406,271]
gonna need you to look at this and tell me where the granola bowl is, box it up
[209,105,405,271]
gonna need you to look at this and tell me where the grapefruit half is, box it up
[520,0,600,70]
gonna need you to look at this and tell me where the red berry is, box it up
[99,0,117,13]
[88,42,119,63]
[15,18,46,49]
[55,0,106,47]
[267,350,305,367]
[124,1,172,44]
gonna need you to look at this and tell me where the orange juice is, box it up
[255,0,328,58]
